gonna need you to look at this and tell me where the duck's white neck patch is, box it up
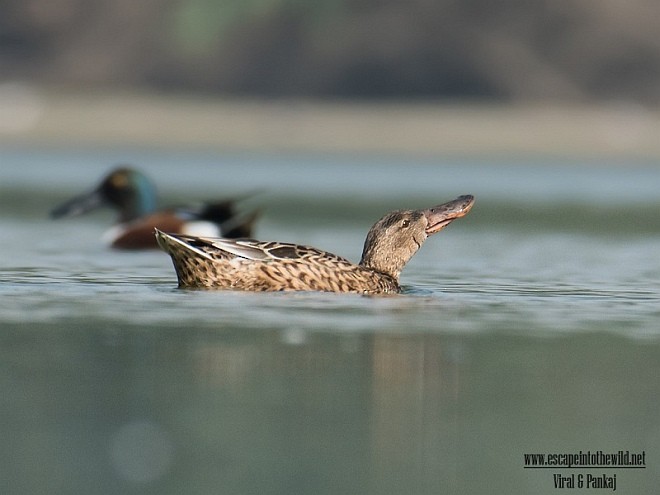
[181,221,221,238]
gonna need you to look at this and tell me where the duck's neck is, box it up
[359,252,402,282]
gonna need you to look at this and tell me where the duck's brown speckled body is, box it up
[156,195,474,294]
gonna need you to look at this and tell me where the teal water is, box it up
[1,148,660,494]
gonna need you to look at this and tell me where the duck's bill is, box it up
[423,195,475,234]
[50,189,104,219]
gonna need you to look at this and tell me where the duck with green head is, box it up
[51,166,257,249]
[156,195,474,294]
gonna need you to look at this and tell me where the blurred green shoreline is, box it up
[2,87,660,160]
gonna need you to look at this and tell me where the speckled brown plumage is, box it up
[156,195,474,294]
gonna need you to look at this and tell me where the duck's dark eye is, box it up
[401,219,410,228]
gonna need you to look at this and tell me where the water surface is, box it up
[1,149,659,494]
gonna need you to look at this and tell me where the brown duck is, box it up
[155,195,474,294]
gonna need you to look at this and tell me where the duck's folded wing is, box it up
[156,231,352,265]
[206,239,273,260]
[208,239,350,263]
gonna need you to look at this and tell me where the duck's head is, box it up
[51,166,157,223]
[359,195,474,280]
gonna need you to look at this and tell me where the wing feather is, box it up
[159,231,353,266]
[207,238,351,264]
[207,239,272,260]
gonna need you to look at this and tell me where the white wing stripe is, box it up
[209,239,270,260]
[166,233,215,261]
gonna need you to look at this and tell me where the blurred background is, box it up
[3,0,660,101]
[1,0,660,154]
